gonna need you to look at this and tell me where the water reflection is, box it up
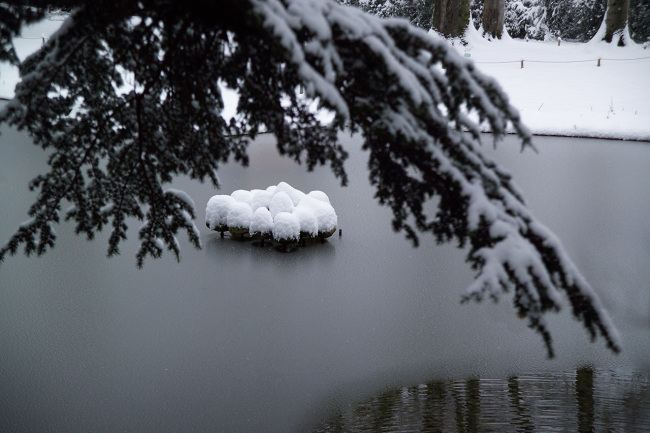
[315,368,650,432]
[205,232,336,262]
[576,367,594,433]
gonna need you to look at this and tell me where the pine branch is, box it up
[0,0,621,357]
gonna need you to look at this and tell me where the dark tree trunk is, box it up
[432,0,470,38]
[603,0,631,45]
[482,0,505,39]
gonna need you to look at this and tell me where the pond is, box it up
[1,120,649,432]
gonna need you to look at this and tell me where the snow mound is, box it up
[269,191,295,218]
[231,189,253,205]
[205,195,236,230]
[250,189,273,211]
[293,205,319,237]
[298,195,337,234]
[227,201,253,234]
[205,182,338,242]
[275,181,307,206]
[307,190,331,204]
[273,212,301,243]
[250,207,274,236]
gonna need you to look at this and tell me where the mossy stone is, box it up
[228,226,249,238]
[318,227,336,239]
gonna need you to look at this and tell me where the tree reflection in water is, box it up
[314,368,650,432]
[576,367,594,433]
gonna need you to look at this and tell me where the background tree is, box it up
[474,0,547,39]
[502,0,547,40]
[629,0,650,42]
[336,0,435,29]
[360,0,646,43]
[432,0,470,37]
[0,0,621,357]
[602,0,631,44]
[544,0,607,41]
[573,0,609,40]
[470,0,484,28]
[482,0,505,38]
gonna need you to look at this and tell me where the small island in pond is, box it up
[205,182,337,247]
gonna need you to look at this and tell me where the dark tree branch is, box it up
[0,0,621,358]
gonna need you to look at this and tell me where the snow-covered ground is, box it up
[1,15,648,141]
[452,25,650,141]
[0,16,65,100]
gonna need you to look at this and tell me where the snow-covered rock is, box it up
[273,212,301,243]
[227,201,253,236]
[307,190,330,204]
[250,189,273,211]
[300,195,337,236]
[205,195,236,231]
[231,189,253,205]
[269,191,295,218]
[293,205,319,238]
[250,207,274,237]
[276,181,306,206]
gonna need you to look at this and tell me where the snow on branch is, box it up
[247,0,619,356]
[0,0,620,357]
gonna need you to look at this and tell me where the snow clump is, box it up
[269,191,295,218]
[205,195,236,231]
[227,201,253,236]
[250,207,274,237]
[205,182,337,243]
[272,212,301,243]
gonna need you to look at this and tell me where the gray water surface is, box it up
[1,124,649,432]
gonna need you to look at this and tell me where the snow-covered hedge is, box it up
[206,182,337,243]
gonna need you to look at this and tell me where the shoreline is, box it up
[2,98,647,143]
[497,130,650,144]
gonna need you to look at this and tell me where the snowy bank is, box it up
[205,182,337,244]
[452,25,650,141]
[2,15,648,141]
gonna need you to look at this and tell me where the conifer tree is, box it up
[336,0,435,29]
[432,0,470,37]
[629,0,650,43]
[0,0,621,357]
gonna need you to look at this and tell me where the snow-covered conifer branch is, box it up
[0,0,620,357]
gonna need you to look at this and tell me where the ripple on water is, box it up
[314,368,650,433]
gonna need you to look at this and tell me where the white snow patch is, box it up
[205,194,236,230]
[298,195,337,233]
[273,212,301,242]
[250,207,274,235]
[292,205,318,237]
[154,238,165,251]
[250,189,273,211]
[269,191,295,218]
[227,201,253,229]
[456,23,650,141]
[231,189,253,205]
[307,190,331,204]
[166,188,195,209]
[275,181,306,206]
